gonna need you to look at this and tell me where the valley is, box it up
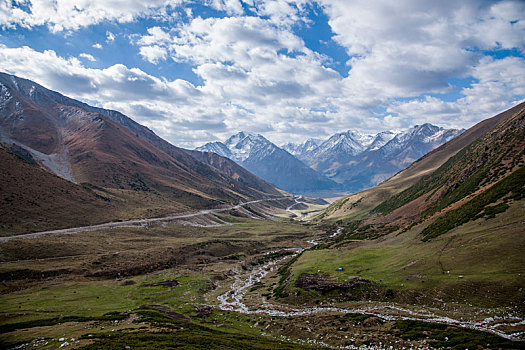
[0,73,524,349]
[1,208,523,349]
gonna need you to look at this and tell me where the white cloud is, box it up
[250,0,311,28]
[320,0,524,100]
[387,96,462,127]
[106,31,115,42]
[457,56,525,120]
[92,43,103,49]
[0,0,184,32]
[79,53,96,62]
[166,16,305,67]
[133,16,341,113]
[386,57,525,129]
[139,45,167,64]
[137,26,171,46]
[1,1,524,147]
[206,0,245,16]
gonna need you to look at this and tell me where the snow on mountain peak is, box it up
[282,138,323,156]
[225,131,248,147]
[198,131,276,162]
[367,131,397,151]
[313,130,375,157]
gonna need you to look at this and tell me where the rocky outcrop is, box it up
[295,273,373,291]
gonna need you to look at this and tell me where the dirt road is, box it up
[0,197,287,243]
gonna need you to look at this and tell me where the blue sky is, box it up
[0,0,524,147]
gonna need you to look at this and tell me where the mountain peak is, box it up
[225,131,268,147]
[196,131,337,194]
[282,138,322,157]
[367,130,397,151]
[311,130,374,159]
[411,123,440,134]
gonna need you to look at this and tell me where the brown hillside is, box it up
[0,147,115,235]
[0,72,284,213]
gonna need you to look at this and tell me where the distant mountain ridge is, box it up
[199,124,462,195]
[287,124,463,192]
[282,138,322,157]
[196,132,338,194]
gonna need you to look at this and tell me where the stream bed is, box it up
[217,228,524,344]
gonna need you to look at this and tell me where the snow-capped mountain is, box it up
[367,131,397,151]
[282,138,323,157]
[301,130,376,165]
[195,141,233,159]
[198,132,278,163]
[378,124,457,159]
[304,124,463,192]
[197,132,338,194]
[198,124,462,196]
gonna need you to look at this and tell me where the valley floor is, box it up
[1,204,524,349]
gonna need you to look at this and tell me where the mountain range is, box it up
[196,132,338,194]
[0,72,284,234]
[289,125,463,192]
[198,125,462,195]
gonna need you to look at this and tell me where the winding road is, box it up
[0,197,288,243]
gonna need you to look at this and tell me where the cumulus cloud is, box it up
[206,0,245,16]
[139,45,167,64]
[79,53,96,62]
[457,56,525,119]
[320,0,524,99]
[106,31,115,42]
[386,57,525,128]
[0,0,524,147]
[0,0,184,32]
[166,16,305,67]
[92,43,103,49]
[137,26,171,46]
[126,14,348,144]
[250,0,312,28]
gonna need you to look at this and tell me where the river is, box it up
[217,227,524,344]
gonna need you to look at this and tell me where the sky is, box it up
[0,0,524,148]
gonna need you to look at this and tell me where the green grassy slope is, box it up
[374,103,525,221]
[282,198,525,312]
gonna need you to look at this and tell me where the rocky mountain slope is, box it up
[0,145,116,235]
[0,72,284,233]
[197,132,338,194]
